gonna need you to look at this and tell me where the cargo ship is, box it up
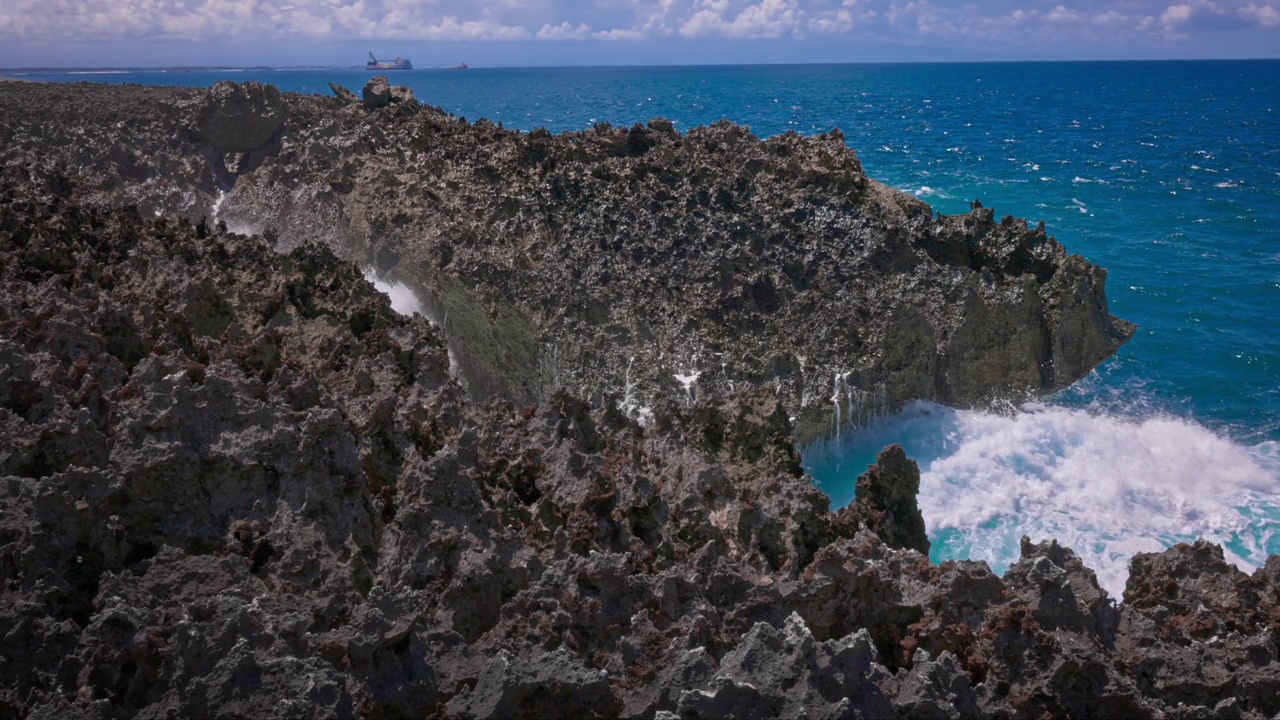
[366,52,412,70]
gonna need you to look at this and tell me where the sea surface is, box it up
[24,61,1280,596]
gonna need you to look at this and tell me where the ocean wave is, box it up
[804,401,1280,599]
[913,186,951,199]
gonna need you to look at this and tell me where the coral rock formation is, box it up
[0,169,1276,718]
[0,80,1135,443]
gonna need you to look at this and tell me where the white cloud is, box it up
[418,16,529,40]
[1094,11,1128,26]
[678,0,804,38]
[809,8,854,33]
[1,0,1276,47]
[1161,3,1195,29]
[1240,2,1280,25]
[537,21,592,39]
[1047,5,1081,24]
[592,28,650,40]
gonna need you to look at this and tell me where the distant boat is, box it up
[367,52,412,70]
[448,61,469,70]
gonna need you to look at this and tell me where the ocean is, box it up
[23,61,1280,596]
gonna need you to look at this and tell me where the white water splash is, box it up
[211,190,226,223]
[805,400,1280,599]
[363,270,423,317]
[674,357,701,406]
[619,357,655,426]
[914,185,952,199]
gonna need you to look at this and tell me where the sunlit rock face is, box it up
[0,80,1132,443]
[0,82,1274,720]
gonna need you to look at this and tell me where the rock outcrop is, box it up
[361,75,391,109]
[843,444,930,555]
[0,80,1134,443]
[0,171,1275,719]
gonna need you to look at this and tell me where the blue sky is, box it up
[2,0,1278,68]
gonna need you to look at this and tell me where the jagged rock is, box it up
[389,85,415,104]
[843,444,930,554]
[884,649,980,719]
[446,648,617,718]
[1004,537,1117,643]
[200,80,285,152]
[362,76,390,109]
[674,613,892,719]
[0,82,1273,720]
[0,80,1134,443]
[329,82,358,104]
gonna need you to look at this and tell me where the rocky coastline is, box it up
[0,79,1276,718]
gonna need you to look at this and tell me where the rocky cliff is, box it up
[0,79,1134,442]
[2,170,1278,719]
[6,78,1273,719]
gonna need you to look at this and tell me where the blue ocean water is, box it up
[26,61,1280,593]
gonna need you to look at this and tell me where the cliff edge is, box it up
[0,175,1274,718]
[0,80,1135,442]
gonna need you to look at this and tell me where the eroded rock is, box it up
[0,82,1271,720]
[0,80,1134,444]
[362,76,390,109]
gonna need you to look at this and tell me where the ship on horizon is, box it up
[366,52,412,70]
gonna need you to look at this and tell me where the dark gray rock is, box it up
[329,82,358,104]
[362,76,390,109]
[389,85,415,105]
[843,444,930,554]
[0,81,1273,720]
[201,80,285,153]
[0,80,1133,444]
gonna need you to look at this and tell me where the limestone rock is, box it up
[0,80,1272,720]
[362,76,391,109]
[329,81,358,103]
[845,444,931,554]
[389,85,414,104]
[0,80,1134,443]
[200,80,285,152]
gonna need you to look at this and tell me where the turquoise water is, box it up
[27,62,1280,592]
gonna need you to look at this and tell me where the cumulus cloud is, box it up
[679,0,805,38]
[0,0,527,41]
[592,28,651,40]
[537,21,592,39]
[809,8,855,33]
[1,0,1277,46]
[1240,2,1280,25]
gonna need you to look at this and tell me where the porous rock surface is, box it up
[0,79,1135,443]
[2,167,1279,718]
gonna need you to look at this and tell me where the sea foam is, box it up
[804,400,1280,599]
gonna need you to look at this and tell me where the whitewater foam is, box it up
[804,401,1280,599]
[363,270,424,317]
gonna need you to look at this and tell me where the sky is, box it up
[1,0,1278,68]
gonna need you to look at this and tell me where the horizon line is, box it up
[4,56,1280,73]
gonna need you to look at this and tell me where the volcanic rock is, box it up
[2,80,1272,719]
[843,444,930,554]
[0,174,1275,718]
[201,80,285,153]
[330,82,359,104]
[390,85,415,105]
[362,76,391,109]
[0,80,1134,443]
